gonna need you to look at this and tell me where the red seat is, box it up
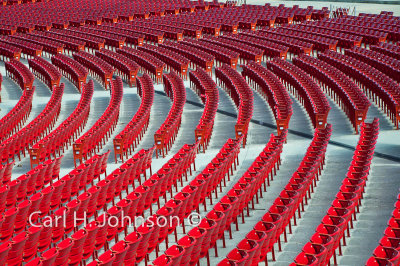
[292,252,318,265]
[87,250,115,266]
[309,233,334,265]
[14,199,31,233]
[218,258,239,266]
[6,179,21,209]
[16,174,30,202]
[136,220,155,263]
[24,225,43,261]
[0,207,18,241]
[55,238,73,266]
[50,179,65,210]
[153,254,173,265]
[226,248,249,266]
[39,185,54,218]
[165,245,185,265]
[302,242,327,265]
[7,232,27,266]
[373,246,400,264]
[82,221,100,260]
[111,240,129,266]
[187,227,207,265]
[41,247,59,266]
[24,258,43,266]
[95,214,109,251]
[366,257,394,266]
[0,241,10,265]
[38,220,53,252]
[237,239,259,265]
[123,231,142,265]
[0,185,9,213]
[69,229,88,266]
[177,235,197,266]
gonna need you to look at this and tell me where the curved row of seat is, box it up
[189,68,219,152]
[0,0,330,39]
[291,119,379,266]
[319,50,400,129]
[0,79,31,142]
[101,21,160,42]
[68,26,126,50]
[159,132,286,266]
[0,42,21,61]
[51,53,88,93]
[127,20,184,41]
[113,73,154,163]
[0,85,34,142]
[223,32,289,61]
[220,124,332,266]
[147,11,222,36]
[181,38,239,69]
[95,49,139,87]
[137,43,190,80]
[30,30,86,54]
[255,30,314,56]
[73,77,122,166]
[117,46,165,84]
[333,15,399,42]
[215,64,254,147]
[154,71,186,158]
[176,4,325,33]
[359,11,397,19]
[293,54,370,133]
[29,80,94,168]
[28,56,61,91]
[50,28,106,51]
[284,23,362,49]
[8,148,153,266]
[267,26,338,52]
[370,42,400,60]
[93,136,241,266]
[13,33,64,56]
[0,0,206,34]
[367,192,400,265]
[266,58,330,129]
[130,17,200,39]
[304,20,387,46]
[148,15,203,39]
[5,58,34,90]
[344,47,400,83]
[0,84,64,163]
[0,36,42,58]
[83,23,145,47]
[205,35,264,64]
[241,61,293,135]
[112,21,164,44]
[73,51,114,89]
[159,40,214,75]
